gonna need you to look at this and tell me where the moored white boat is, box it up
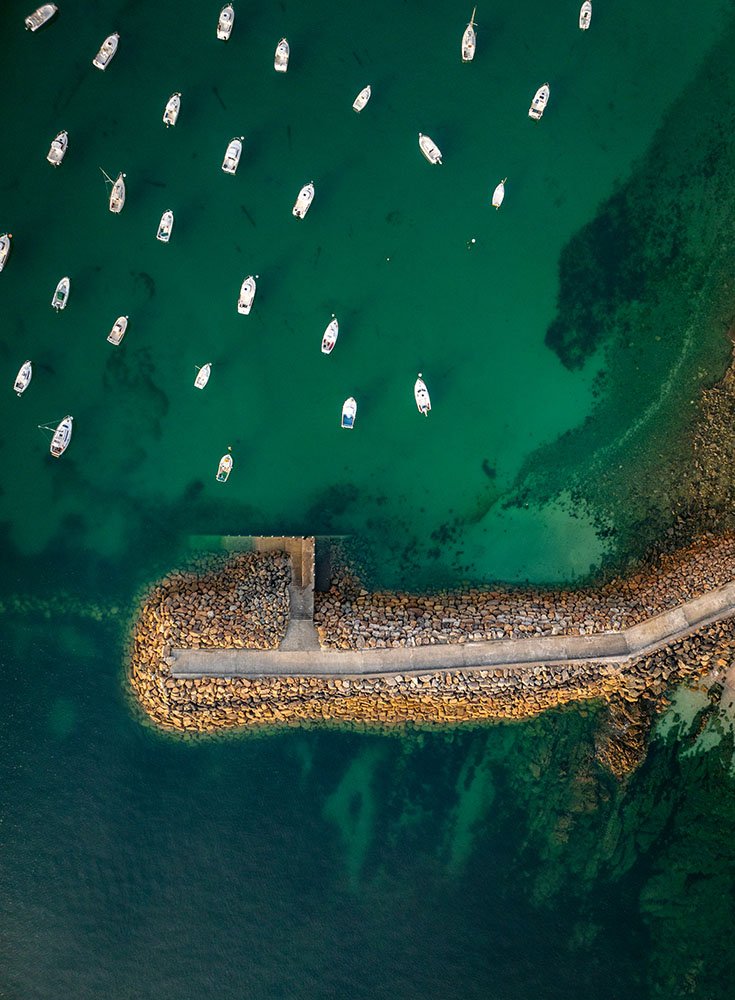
[528,83,550,120]
[292,182,314,219]
[352,85,371,112]
[216,453,233,482]
[163,93,181,127]
[461,7,477,62]
[107,315,128,345]
[51,276,70,311]
[156,210,174,242]
[217,4,234,41]
[0,233,12,272]
[222,136,244,174]
[25,4,57,31]
[194,363,211,389]
[418,132,442,164]
[102,169,126,213]
[46,130,68,166]
[237,275,257,314]
[92,33,119,70]
[14,360,32,396]
[492,177,507,209]
[321,316,339,355]
[341,397,357,429]
[274,38,289,72]
[579,1,592,29]
[49,415,73,457]
[414,373,431,415]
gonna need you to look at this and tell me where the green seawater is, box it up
[3,1,735,997]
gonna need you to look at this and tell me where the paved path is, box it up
[171,579,735,679]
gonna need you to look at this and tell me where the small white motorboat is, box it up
[579,1,592,29]
[163,93,181,127]
[194,363,211,389]
[49,415,73,457]
[14,361,32,396]
[292,181,314,219]
[107,315,128,345]
[528,83,550,120]
[216,453,233,482]
[414,374,431,415]
[156,210,174,242]
[321,316,339,355]
[102,169,126,213]
[51,276,70,311]
[341,397,357,429]
[461,7,477,62]
[237,275,257,314]
[352,85,371,112]
[25,4,57,31]
[222,136,244,174]
[217,4,234,41]
[0,233,12,272]
[92,33,119,70]
[418,133,442,164]
[274,38,289,72]
[491,177,507,209]
[46,130,68,166]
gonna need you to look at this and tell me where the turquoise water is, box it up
[3,2,735,997]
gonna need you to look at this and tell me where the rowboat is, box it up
[92,33,119,71]
[528,83,550,120]
[25,4,57,31]
[352,85,371,112]
[216,454,233,482]
[274,38,289,72]
[461,7,477,62]
[0,233,12,272]
[49,415,73,457]
[321,316,339,354]
[101,169,126,213]
[217,5,234,41]
[418,133,442,164]
[222,136,244,174]
[237,275,257,314]
[194,363,211,389]
[107,315,128,345]
[46,130,68,166]
[51,276,70,311]
[414,373,431,415]
[14,361,32,396]
[492,178,507,209]
[292,182,314,219]
[341,397,357,429]
[579,1,592,29]
[156,210,174,242]
[163,93,181,127]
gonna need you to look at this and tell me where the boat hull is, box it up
[414,375,431,414]
[163,94,181,126]
[222,138,243,174]
[579,1,592,29]
[109,173,125,213]
[0,233,12,272]
[156,211,174,242]
[418,133,442,164]
[216,455,233,482]
[107,316,128,345]
[194,364,211,389]
[292,183,314,218]
[92,33,119,70]
[321,318,339,354]
[461,26,476,62]
[238,277,256,314]
[50,416,73,457]
[274,39,289,72]
[47,131,68,166]
[51,277,70,311]
[25,4,57,31]
[341,398,357,429]
[217,6,234,40]
[528,84,550,120]
[352,86,371,112]
[14,361,32,396]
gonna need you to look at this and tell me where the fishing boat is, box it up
[156,210,174,242]
[292,182,314,219]
[0,233,11,272]
[492,177,507,209]
[51,276,70,311]
[528,83,550,120]
[352,85,371,112]
[321,316,339,355]
[341,397,357,429]
[107,315,128,345]
[92,33,119,70]
[579,1,592,29]
[14,361,32,396]
[48,415,73,457]
[25,4,57,31]
[414,374,431,415]
[237,275,257,314]
[217,4,234,41]
[216,453,233,482]
[46,130,68,166]
[163,93,181,127]
[418,133,442,164]
[194,363,211,389]
[274,38,289,72]
[461,8,477,62]
[221,136,244,174]
[101,169,126,213]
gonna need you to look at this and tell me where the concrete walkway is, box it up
[171,579,735,679]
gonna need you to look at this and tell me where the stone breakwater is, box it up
[314,535,735,648]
